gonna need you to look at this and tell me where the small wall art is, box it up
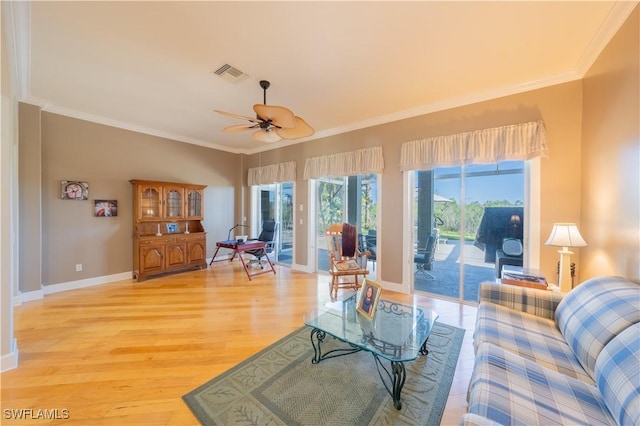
[166,222,179,233]
[94,200,118,217]
[61,180,89,200]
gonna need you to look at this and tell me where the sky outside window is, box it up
[434,162,524,204]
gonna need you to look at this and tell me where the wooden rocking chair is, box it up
[325,223,370,299]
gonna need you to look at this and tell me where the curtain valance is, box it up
[303,146,384,180]
[399,121,548,171]
[247,161,296,186]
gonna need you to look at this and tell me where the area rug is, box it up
[183,322,465,425]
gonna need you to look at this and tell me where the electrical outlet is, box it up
[75,264,82,272]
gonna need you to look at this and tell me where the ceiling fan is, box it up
[215,80,314,143]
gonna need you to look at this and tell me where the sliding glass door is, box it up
[316,177,346,272]
[253,182,294,265]
[277,183,294,265]
[315,174,378,279]
[412,161,524,302]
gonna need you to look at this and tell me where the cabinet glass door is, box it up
[186,189,202,218]
[165,187,183,218]
[140,187,161,220]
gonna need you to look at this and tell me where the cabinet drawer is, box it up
[177,234,205,243]
[139,236,177,245]
[139,239,161,245]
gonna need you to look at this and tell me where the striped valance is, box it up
[247,161,296,186]
[400,121,548,171]
[303,146,384,180]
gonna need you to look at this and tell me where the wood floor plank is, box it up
[1,264,476,425]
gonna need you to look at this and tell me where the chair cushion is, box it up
[555,276,640,380]
[595,323,640,426]
[502,238,522,256]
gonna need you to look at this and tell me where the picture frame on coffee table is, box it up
[356,279,382,320]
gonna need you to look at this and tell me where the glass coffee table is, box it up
[303,292,439,409]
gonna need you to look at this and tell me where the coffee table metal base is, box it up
[309,329,362,363]
[309,328,429,410]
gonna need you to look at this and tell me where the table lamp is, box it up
[545,223,587,292]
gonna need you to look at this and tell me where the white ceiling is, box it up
[13,1,637,154]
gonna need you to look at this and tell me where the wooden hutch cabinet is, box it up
[130,179,207,281]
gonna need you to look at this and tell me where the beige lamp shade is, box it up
[545,223,587,248]
[545,223,587,293]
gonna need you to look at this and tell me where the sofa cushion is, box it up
[595,323,640,426]
[474,302,593,383]
[556,276,640,379]
[468,343,616,425]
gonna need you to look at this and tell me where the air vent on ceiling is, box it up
[213,63,248,83]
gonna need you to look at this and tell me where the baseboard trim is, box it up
[15,271,133,305]
[43,272,133,295]
[291,263,313,273]
[15,289,44,305]
[1,338,18,372]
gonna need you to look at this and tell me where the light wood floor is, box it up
[1,262,476,425]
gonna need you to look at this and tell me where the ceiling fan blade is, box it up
[222,124,256,133]
[252,129,281,143]
[276,116,315,140]
[214,109,261,124]
[253,104,296,129]
[217,81,311,143]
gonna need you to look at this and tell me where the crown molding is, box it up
[2,1,31,99]
[246,69,584,155]
[20,97,244,154]
[573,1,639,76]
[24,66,582,157]
[254,69,582,154]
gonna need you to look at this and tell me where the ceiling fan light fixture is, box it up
[252,129,281,143]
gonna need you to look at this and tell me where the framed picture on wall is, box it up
[166,223,179,233]
[61,180,89,200]
[94,200,118,217]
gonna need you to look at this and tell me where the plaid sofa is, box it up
[462,276,640,425]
